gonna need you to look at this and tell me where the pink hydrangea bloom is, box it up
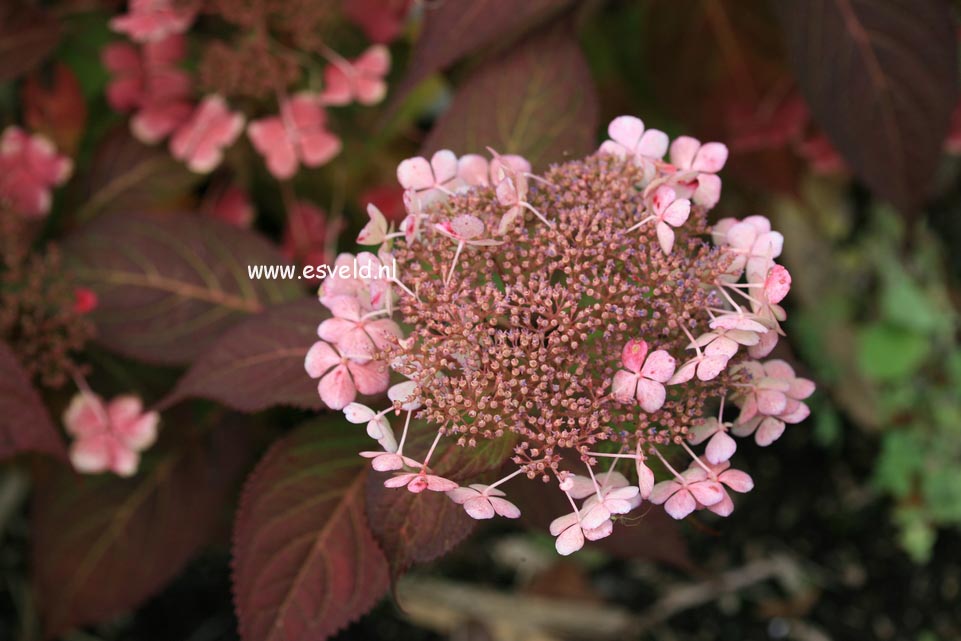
[646,185,691,255]
[343,0,412,43]
[110,0,197,43]
[549,511,611,556]
[304,340,390,409]
[170,95,245,173]
[360,450,420,471]
[649,468,725,520]
[317,297,402,361]
[599,115,668,180]
[612,339,676,412]
[248,93,341,179]
[667,136,728,209]
[0,127,72,218]
[321,45,391,106]
[397,150,459,203]
[683,459,754,517]
[731,360,815,446]
[207,185,255,228]
[688,417,737,464]
[281,200,334,272]
[447,484,521,520]
[64,392,159,477]
[713,215,784,284]
[384,469,458,493]
[578,472,641,530]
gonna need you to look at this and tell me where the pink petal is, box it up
[696,355,729,381]
[649,480,681,505]
[635,378,667,413]
[555,524,585,556]
[755,417,785,446]
[457,154,489,186]
[580,503,612,530]
[789,378,816,400]
[688,480,725,506]
[621,338,649,372]
[319,365,356,409]
[109,444,139,477]
[347,358,390,395]
[656,221,676,255]
[719,469,754,493]
[550,512,580,536]
[566,475,598,500]
[757,389,788,416]
[430,149,458,185]
[305,341,340,378]
[583,519,614,541]
[765,265,792,303]
[489,496,521,519]
[636,460,655,499]
[661,199,691,227]
[641,350,676,382]
[344,403,376,423]
[384,473,417,488]
[707,492,735,517]
[463,496,495,519]
[299,130,342,167]
[317,317,356,344]
[447,487,481,504]
[397,156,434,190]
[669,136,701,169]
[607,115,645,150]
[426,475,459,492]
[611,370,638,402]
[781,402,810,424]
[749,331,779,358]
[664,490,697,519]
[69,436,111,473]
[63,393,108,437]
[687,419,718,445]
[668,360,697,385]
[692,142,728,173]
[637,129,669,158]
[693,174,722,208]
[705,431,737,464]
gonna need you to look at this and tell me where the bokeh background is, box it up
[2,1,961,640]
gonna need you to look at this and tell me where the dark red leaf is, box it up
[163,298,326,412]
[365,474,474,576]
[0,342,66,461]
[775,0,960,213]
[232,420,389,641]
[423,22,599,170]
[74,128,200,221]
[63,210,302,366]
[0,4,61,82]
[394,0,575,101]
[22,63,88,157]
[32,417,251,638]
[363,423,515,575]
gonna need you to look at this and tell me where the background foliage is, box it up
[2,1,961,640]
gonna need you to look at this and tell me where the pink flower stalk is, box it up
[64,392,159,477]
[310,116,812,553]
[169,95,245,173]
[248,93,341,179]
[321,45,391,106]
[110,0,197,43]
[0,126,72,218]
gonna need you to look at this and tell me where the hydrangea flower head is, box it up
[0,126,72,217]
[64,392,159,477]
[309,115,814,553]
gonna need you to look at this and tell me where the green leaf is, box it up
[856,323,930,381]
[879,264,946,334]
[874,430,925,498]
